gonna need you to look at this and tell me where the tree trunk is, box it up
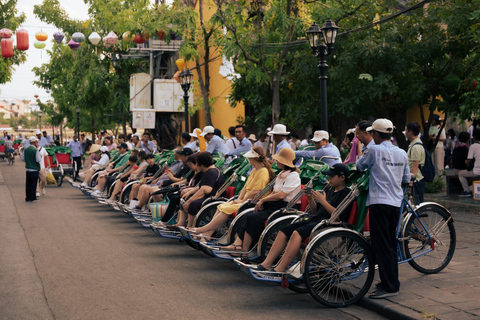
[197,0,213,126]
[122,109,127,136]
[271,72,281,125]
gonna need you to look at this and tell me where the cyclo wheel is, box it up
[56,174,63,187]
[403,204,456,274]
[259,218,295,262]
[303,229,374,308]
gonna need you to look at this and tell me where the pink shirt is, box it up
[344,136,359,164]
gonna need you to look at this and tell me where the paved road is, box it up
[0,162,386,320]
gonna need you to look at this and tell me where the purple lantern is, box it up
[53,31,65,44]
[68,39,80,50]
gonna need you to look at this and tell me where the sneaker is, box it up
[369,288,398,299]
[36,193,40,199]
[458,191,472,198]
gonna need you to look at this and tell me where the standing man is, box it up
[225,125,252,157]
[355,120,374,156]
[42,131,55,146]
[25,137,42,202]
[294,130,340,166]
[37,130,49,148]
[429,114,446,173]
[356,119,410,299]
[267,124,291,155]
[139,133,156,154]
[68,134,83,180]
[458,128,480,197]
[405,122,426,203]
[200,126,229,155]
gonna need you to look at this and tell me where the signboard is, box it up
[132,109,156,129]
[153,79,192,112]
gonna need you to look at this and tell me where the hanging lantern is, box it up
[176,58,185,71]
[53,31,65,44]
[34,40,46,49]
[104,31,118,46]
[170,30,177,40]
[88,32,101,45]
[68,39,80,50]
[34,95,39,99]
[35,31,48,42]
[72,32,85,43]
[16,29,29,51]
[1,38,13,58]
[134,33,145,44]
[0,28,12,39]
[155,29,166,40]
[141,30,150,42]
[122,31,133,42]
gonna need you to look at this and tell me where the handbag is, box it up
[149,197,170,223]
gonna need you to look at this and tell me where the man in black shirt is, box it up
[252,163,352,273]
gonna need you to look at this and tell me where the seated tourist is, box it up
[251,163,352,274]
[128,153,160,200]
[106,151,148,201]
[187,146,275,238]
[223,148,301,253]
[81,146,111,187]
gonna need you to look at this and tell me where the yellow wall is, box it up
[185,0,245,136]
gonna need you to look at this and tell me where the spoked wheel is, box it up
[303,230,374,307]
[56,174,63,187]
[120,184,133,206]
[259,219,294,262]
[403,205,456,274]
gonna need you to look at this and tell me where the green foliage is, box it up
[425,175,446,194]
[0,0,27,85]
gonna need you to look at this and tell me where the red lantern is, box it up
[34,95,39,99]
[16,28,29,51]
[134,33,145,44]
[1,38,13,58]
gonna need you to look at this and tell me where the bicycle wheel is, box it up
[403,205,456,274]
[303,230,374,308]
[259,218,294,262]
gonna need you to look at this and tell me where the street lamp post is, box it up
[38,110,43,130]
[307,19,339,132]
[178,69,193,133]
[75,107,80,136]
[51,114,55,138]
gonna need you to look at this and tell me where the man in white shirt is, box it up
[182,131,199,152]
[37,144,51,197]
[201,126,229,155]
[254,133,268,152]
[295,130,341,166]
[224,126,239,152]
[268,124,291,156]
[458,128,480,197]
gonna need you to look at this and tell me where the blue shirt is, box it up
[275,139,291,154]
[184,141,199,152]
[39,137,49,148]
[68,140,83,157]
[206,135,228,155]
[295,143,341,166]
[356,141,410,207]
[226,137,252,156]
[45,135,54,145]
[140,140,156,154]
[361,139,375,154]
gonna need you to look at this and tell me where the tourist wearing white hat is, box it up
[294,130,341,166]
[268,124,292,155]
[36,130,48,148]
[200,125,229,155]
[80,145,112,187]
[183,129,199,152]
[356,118,410,299]
[24,137,41,202]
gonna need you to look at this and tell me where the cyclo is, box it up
[234,167,456,308]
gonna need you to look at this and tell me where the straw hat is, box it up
[86,144,102,154]
[272,148,296,167]
[247,134,257,142]
[268,124,290,136]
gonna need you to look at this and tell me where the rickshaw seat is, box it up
[56,153,71,164]
[0,145,4,152]
[226,186,236,199]
[45,156,57,168]
[347,201,370,232]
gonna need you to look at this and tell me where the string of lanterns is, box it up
[0,28,166,60]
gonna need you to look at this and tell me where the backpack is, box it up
[409,142,436,182]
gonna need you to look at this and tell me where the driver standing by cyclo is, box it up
[355,118,410,299]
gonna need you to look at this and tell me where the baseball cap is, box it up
[29,136,38,142]
[36,130,41,135]
[200,126,215,137]
[100,146,109,152]
[322,163,350,177]
[118,143,128,149]
[177,147,194,156]
[311,130,329,142]
[367,119,395,133]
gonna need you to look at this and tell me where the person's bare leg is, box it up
[95,176,106,192]
[137,187,154,207]
[260,232,289,269]
[241,233,254,252]
[195,210,230,237]
[84,170,94,184]
[109,181,123,200]
[273,231,303,272]
[174,209,187,226]
[130,183,140,200]
[222,236,243,251]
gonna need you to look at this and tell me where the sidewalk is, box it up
[360,191,480,320]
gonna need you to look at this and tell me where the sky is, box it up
[0,0,90,102]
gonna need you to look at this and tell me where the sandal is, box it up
[220,244,243,251]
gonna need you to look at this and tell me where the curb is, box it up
[359,297,420,320]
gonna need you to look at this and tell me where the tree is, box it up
[0,0,26,86]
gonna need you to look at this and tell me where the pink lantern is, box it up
[0,28,12,39]
[16,29,29,51]
[104,31,118,45]
[1,38,13,58]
